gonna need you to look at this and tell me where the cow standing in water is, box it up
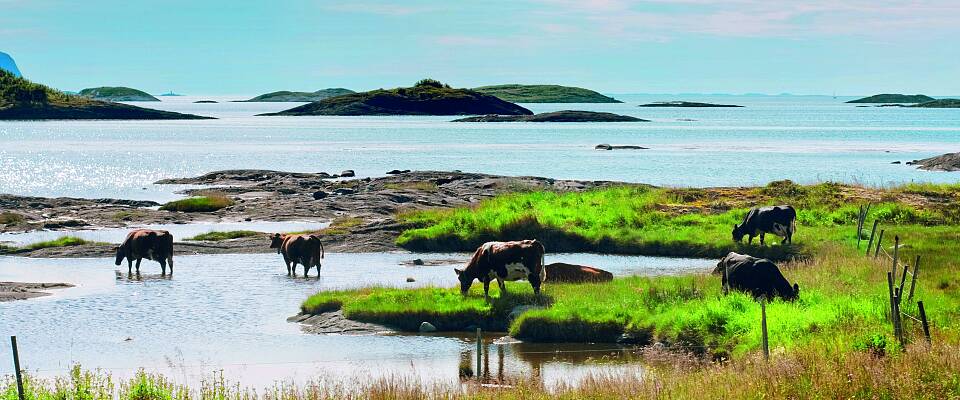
[270,233,325,277]
[733,205,797,245]
[455,239,546,298]
[115,229,174,276]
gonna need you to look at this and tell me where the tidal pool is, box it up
[0,252,713,389]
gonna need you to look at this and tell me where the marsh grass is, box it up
[0,212,24,225]
[160,193,233,212]
[0,236,102,254]
[185,230,260,241]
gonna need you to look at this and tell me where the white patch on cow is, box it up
[490,262,531,281]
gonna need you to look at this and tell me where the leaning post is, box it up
[11,336,25,400]
[918,301,931,344]
[908,256,920,302]
[874,230,885,258]
[886,272,895,323]
[857,205,864,247]
[891,236,899,282]
[761,300,769,361]
[865,220,878,257]
[476,328,482,378]
[898,264,909,304]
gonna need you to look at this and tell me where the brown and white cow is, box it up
[270,233,325,277]
[115,229,174,276]
[454,239,546,298]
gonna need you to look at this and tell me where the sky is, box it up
[2,0,959,96]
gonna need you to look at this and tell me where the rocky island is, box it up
[638,101,743,108]
[472,84,621,103]
[259,79,532,116]
[909,99,960,108]
[78,86,160,102]
[239,88,355,102]
[452,110,646,122]
[908,152,960,171]
[0,71,212,120]
[846,94,935,103]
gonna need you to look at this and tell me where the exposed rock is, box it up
[453,110,647,123]
[239,88,355,102]
[334,188,356,195]
[312,190,328,200]
[595,144,649,150]
[0,281,74,302]
[340,170,356,177]
[471,84,621,103]
[911,152,960,171]
[291,311,393,335]
[419,322,437,332]
[193,100,218,103]
[847,94,935,104]
[638,101,743,108]
[78,87,160,102]
[909,99,960,108]
[406,277,416,282]
[386,169,410,175]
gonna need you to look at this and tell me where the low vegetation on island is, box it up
[239,88,355,102]
[159,194,234,212]
[638,101,743,108]
[78,86,160,101]
[847,94,936,103]
[0,70,211,120]
[472,84,621,103]
[301,180,960,361]
[452,110,647,122]
[909,99,960,108]
[185,230,260,241]
[0,236,101,254]
[259,79,533,116]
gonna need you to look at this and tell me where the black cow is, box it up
[714,252,799,301]
[733,205,796,245]
[454,239,546,298]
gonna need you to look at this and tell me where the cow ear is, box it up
[454,268,463,276]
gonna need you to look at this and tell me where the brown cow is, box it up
[270,233,325,277]
[115,229,174,276]
[544,263,613,283]
[454,239,546,298]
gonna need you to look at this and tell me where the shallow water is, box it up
[0,252,712,388]
[0,220,329,246]
[2,95,958,200]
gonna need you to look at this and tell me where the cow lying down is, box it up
[115,229,174,276]
[455,239,546,298]
[714,252,799,301]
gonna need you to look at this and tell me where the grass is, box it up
[4,348,960,399]
[159,194,234,212]
[0,212,25,225]
[185,230,260,241]
[0,236,102,254]
[110,210,146,222]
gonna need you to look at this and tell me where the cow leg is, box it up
[760,232,766,246]
[497,277,507,296]
[168,257,174,275]
[747,235,754,245]
[127,259,133,276]
[135,258,142,275]
[483,278,491,300]
[160,259,167,276]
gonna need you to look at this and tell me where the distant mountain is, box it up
[0,70,212,120]
[452,110,646,122]
[909,99,960,108]
[472,84,621,103]
[0,51,21,77]
[239,88,355,102]
[79,86,160,102]
[260,79,532,116]
[847,94,935,104]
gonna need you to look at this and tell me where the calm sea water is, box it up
[0,253,713,388]
[1,95,958,200]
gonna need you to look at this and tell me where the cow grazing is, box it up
[115,229,174,276]
[714,252,799,301]
[455,239,546,298]
[270,233,325,277]
[733,205,797,245]
[544,263,613,283]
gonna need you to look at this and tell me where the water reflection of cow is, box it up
[458,340,639,385]
[114,229,174,277]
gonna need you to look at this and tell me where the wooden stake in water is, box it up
[11,336,24,400]
[476,328,482,378]
[761,300,769,361]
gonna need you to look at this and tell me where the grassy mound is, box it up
[260,79,533,116]
[159,195,234,212]
[185,230,260,241]
[0,70,211,120]
[240,88,354,102]
[396,181,954,259]
[0,236,103,254]
[472,84,621,103]
[78,86,159,101]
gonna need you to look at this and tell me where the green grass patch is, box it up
[0,236,103,254]
[0,212,24,225]
[185,230,261,241]
[159,194,233,212]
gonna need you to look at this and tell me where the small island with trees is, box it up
[238,88,355,102]
[78,86,160,102]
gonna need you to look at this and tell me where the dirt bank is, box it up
[0,281,74,302]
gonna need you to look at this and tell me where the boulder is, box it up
[334,188,356,195]
[312,190,328,200]
[340,170,356,177]
[419,322,437,332]
[544,263,614,283]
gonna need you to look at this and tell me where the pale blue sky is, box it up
[2,0,958,95]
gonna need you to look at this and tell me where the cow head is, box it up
[269,233,285,253]
[787,283,800,301]
[731,224,745,242]
[113,246,124,266]
[454,268,473,295]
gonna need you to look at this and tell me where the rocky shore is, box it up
[0,281,74,302]
[1,170,620,258]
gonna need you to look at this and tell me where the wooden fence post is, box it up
[857,205,865,247]
[918,301,931,343]
[874,230,885,258]
[723,264,729,295]
[11,336,25,400]
[898,264,909,304]
[761,300,769,361]
[865,220,878,257]
[891,236,899,282]
[908,256,920,302]
[893,288,904,348]
[887,272,895,323]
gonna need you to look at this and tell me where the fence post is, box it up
[476,328,482,378]
[891,236,899,283]
[865,220,878,257]
[908,256,920,302]
[723,264,729,295]
[761,300,769,361]
[886,272,895,323]
[11,336,25,400]
[857,205,864,247]
[898,264,909,304]
[918,301,931,344]
[874,230,885,258]
[893,288,904,349]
